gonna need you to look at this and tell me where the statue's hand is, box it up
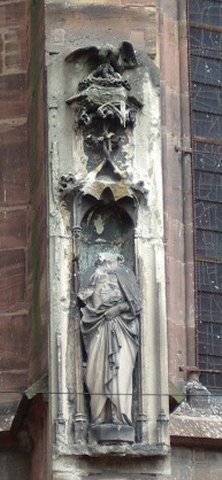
[105,302,129,321]
[105,304,121,321]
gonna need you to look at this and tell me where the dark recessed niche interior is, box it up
[79,198,135,280]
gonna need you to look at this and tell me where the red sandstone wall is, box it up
[0,0,31,425]
[159,0,195,391]
[26,0,48,386]
[27,396,48,480]
[0,1,48,478]
[0,0,47,431]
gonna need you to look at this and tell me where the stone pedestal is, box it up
[91,424,134,443]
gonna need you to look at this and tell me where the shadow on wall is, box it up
[0,450,30,480]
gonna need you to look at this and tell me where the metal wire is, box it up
[1,391,222,396]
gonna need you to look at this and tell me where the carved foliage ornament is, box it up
[66,42,142,160]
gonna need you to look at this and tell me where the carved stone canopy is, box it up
[66,42,142,160]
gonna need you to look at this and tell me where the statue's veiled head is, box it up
[96,252,124,270]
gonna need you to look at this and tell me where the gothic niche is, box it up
[65,42,142,167]
[59,178,141,443]
[58,41,169,452]
[79,195,139,442]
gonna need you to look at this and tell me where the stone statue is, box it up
[78,252,140,430]
[66,42,138,73]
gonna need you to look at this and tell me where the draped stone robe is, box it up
[78,254,140,425]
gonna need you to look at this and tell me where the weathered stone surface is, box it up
[0,315,29,369]
[170,383,222,441]
[0,0,30,440]
[47,3,171,480]
[0,123,28,207]
[0,210,27,250]
[0,74,26,118]
[47,0,156,4]
[0,250,26,311]
[0,2,26,27]
[171,447,222,480]
[54,475,169,480]
[0,367,27,433]
[0,450,30,480]
[54,452,171,476]
[0,6,47,464]
[46,4,156,57]
[171,414,222,440]
[160,0,196,391]
[54,441,169,457]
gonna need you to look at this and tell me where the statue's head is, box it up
[96,252,124,269]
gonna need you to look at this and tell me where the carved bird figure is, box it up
[65,41,138,73]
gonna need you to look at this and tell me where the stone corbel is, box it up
[65,42,142,163]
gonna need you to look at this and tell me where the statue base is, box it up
[91,423,134,443]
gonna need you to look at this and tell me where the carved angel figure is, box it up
[78,252,140,426]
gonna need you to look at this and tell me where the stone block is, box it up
[0,2,26,29]
[122,0,156,5]
[0,450,30,480]
[171,446,193,464]
[186,382,210,409]
[91,423,134,443]
[0,34,3,72]
[0,370,27,402]
[170,447,193,480]
[0,315,29,369]
[4,29,27,73]
[54,475,76,480]
[46,5,156,57]
[0,249,26,311]
[0,124,28,206]
[210,471,222,480]
[0,73,26,119]
[193,449,206,463]
[0,209,27,249]
[206,450,222,467]
[192,464,207,480]
[160,0,178,20]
